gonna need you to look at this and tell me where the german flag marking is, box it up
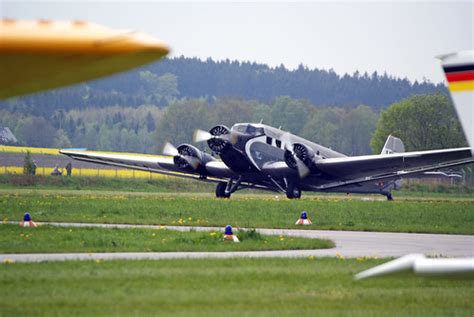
[448,80,474,92]
[446,71,474,83]
[443,64,474,74]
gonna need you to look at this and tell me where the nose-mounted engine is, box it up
[207,125,230,154]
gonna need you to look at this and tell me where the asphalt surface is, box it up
[1,221,473,263]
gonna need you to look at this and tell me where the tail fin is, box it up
[381,135,405,155]
[438,50,474,153]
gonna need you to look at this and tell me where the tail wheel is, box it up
[286,183,301,199]
[216,182,230,198]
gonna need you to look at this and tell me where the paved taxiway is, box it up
[2,221,473,262]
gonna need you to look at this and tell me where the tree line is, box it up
[0,56,447,117]
[1,93,466,158]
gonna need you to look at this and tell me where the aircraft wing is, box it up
[313,147,473,190]
[315,147,472,178]
[59,149,235,182]
[0,19,169,99]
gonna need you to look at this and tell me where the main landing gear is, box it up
[215,177,242,199]
[215,177,302,199]
[286,183,301,199]
[216,182,230,198]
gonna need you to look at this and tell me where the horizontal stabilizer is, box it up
[381,135,405,155]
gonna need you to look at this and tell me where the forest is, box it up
[0,57,463,157]
[0,56,446,116]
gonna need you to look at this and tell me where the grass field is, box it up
[1,189,473,234]
[1,258,472,316]
[0,224,333,253]
[0,174,216,192]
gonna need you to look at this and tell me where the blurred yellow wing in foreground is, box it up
[0,19,170,99]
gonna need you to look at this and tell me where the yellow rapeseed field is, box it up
[0,145,169,179]
[0,166,166,179]
[0,145,165,158]
[0,145,60,156]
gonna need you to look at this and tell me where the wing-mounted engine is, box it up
[163,143,214,172]
[207,125,231,154]
[284,143,319,177]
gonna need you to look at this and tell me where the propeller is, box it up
[162,142,200,169]
[163,142,179,156]
[281,133,310,179]
[193,129,213,143]
[193,129,232,143]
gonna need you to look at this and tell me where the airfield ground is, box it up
[1,258,473,316]
[0,224,333,253]
[1,188,473,234]
[0,177,473,315]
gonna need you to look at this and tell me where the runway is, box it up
[1,221,473,263]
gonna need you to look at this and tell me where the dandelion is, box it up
[152,233,156,237]
[3,258,14,264]
[95,259,102,264]
[209,232,217,236]
[188,217,192,221]
[69,229,73,232]
[336,252,345,260]
[308,256,315,261]
[279,235,285,241]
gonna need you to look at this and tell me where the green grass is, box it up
[1,189,473,234]
[1,174,473,198]
[0,224,333,253]
[0,258,472,316]
[0,174,215,192]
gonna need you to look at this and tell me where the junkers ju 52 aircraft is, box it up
[60,123,473,200]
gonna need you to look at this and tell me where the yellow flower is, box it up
[3,258,15,264]
[336,253,345,260]
[308,256,315,260]
[188,217,192,221]
[209,232,217,236]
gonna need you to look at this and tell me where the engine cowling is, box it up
[172,144,216,171]
[284,143,316,170]
[173,144,201,169]
[207,125,230,154]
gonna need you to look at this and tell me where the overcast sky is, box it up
[2,1,473,84]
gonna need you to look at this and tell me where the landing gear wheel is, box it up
[386,193,394,201]
[286,183,301,199]
[216,182,230,198]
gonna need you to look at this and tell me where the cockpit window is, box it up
[235,125,247,133]
[233,124,264,136]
